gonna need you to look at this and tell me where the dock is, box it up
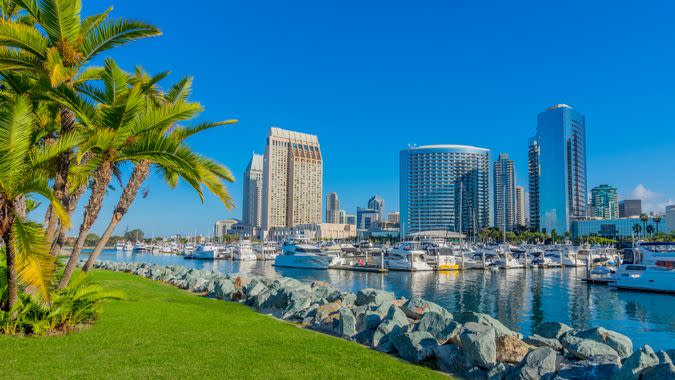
[330,265,388,273]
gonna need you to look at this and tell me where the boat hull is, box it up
[273,255,333,269]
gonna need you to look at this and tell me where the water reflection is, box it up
[89,250,675,350]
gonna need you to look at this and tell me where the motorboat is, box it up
[131,241,148,253]
[254,244,278,260]
[114,241,126,252]
[185,244,219,260]
[610,242,675,293]
[424,246,461,270]
[385,241,433,271]
[232,240,257,261]
[273,240,338,269]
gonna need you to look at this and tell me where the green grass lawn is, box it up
[0,270,447,379]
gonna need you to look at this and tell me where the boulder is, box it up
[354,328,376,346]
[402,297,452,320]
[354,288,395,307]
[460,322,497,368]
[372,319,404,352]
[655,350,672,364]
[639,363,675,380]
[496,334,533,363]
[209,279,235,300]
[487,362,515,380]
[573,327,633,359]
[461,311,521,339]
[385,304,410,326]
[554,355,620,380]
[335,307,357,339]
[414,311,461,344]
[340,292,357,306]
[524,334,563,351]
[560,334,619,361]
[535,321,574,340]
[391,331,438,363]
[311,282,341,302]
[312,301,343,331]
[244,278,268,298]
[435,344,471,374]
[614,345,659,380]
[507,347,559,380]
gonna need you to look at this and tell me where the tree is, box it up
[0,94,72,310]
[632,224,642,238]
[639,214,648,238]
[653,216,662,234]
[123,229,144,242]
[84,233,99,246]
[0,0,161,256]
[81,72,236,271]
[646,225,655,236]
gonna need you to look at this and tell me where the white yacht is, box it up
[232,240,257,261]
[131,241,148,253]
[610,242,675,293]
[385,242,434,271]
[273,241,337,269]
[254,244,278,260]
[114,241,126,252]
[186,244,218,260]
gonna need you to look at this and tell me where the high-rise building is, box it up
[367,195,385,220]
[242,153,264,227]
[528,104,588,234]
[337,210,347,224]
[345,214,357,225]
[515,186,527,227]
[590,184,618,219]
[665,205,675,233]
[387,211,400,224]
[493,153,516,231]
[262,127,322,230]
[619,199,642,218]
[356,207,380,231]
[325,192,339,223]
[400,145,490,237]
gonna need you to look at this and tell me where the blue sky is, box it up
[69,0,675,236]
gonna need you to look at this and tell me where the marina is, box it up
[85,246,675,350]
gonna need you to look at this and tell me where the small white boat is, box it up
[273,241,337,269]
[385,242,433,271]
[254,244,278,260]
[131,241,148,253]
[232,240,257,261]
[186,244,218,260]
[114,241,126,252]
[610,242,675,293]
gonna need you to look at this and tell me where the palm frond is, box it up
[0,19,48,58]
[79,18,160,63]
[172,119,238,141]
[40,0,82,43]
[10,218,55,302]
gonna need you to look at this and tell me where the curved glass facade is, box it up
[529,105,587,234]
[400,145,490,237]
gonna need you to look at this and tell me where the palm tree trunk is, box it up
[82,162,150,272]
[58,162,112,289]
[49,183,87,257]
[0,201,16,311]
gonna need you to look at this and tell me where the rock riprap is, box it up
[93,261,666,379]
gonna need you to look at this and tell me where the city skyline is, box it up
[60,1,675,236]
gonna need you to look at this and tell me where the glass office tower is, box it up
[528,104,588,234]
[400,145,490,237]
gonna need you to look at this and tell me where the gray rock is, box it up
[402,297,452,320]
[385,304,410,326]
[340,292,356,306]
[460,322,497,369]
[508,347,559,380]
[554,355,620,380]
[535,322,574,340]
[311,281,341,302]
[464,367,488,380]
[487,362,515,380]
[209,279,235,300]
[335,307,357,339]
[372,314,407,353]
[391,331,438,363]
[414,311,461,344]
[614,345,659,380]
[354,328,376,346]
[574,327,633,359]
[354,288,395,307]
[639,363,675,380]
[461,311,522,339]
[435,344,471,374]
[524,334,563,351]
[561,334,619,361]
[656,350,673,365]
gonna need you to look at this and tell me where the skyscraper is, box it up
[666,205,675,232]
[325,192,340,223]
[619,200,642,218]
[367,195,385,220]
[262,127,323,230]
[400,145,490,237]
[515,186,527,227]
[493,153,516,231]
[242,153,264,228]
[528,104,588,234]
[590,184,618,219]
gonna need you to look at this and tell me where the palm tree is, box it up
[81,73,236,271]
[0,94,73,309]
[653,216,662,234]
[646,225,655,237]
[632,224,642,239]
[0,0,161,248]
[639,213,648,238]
[57,59,224,288]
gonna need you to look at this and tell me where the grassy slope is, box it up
[0,270,446,379]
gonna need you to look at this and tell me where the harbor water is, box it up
[87,250,675,350]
